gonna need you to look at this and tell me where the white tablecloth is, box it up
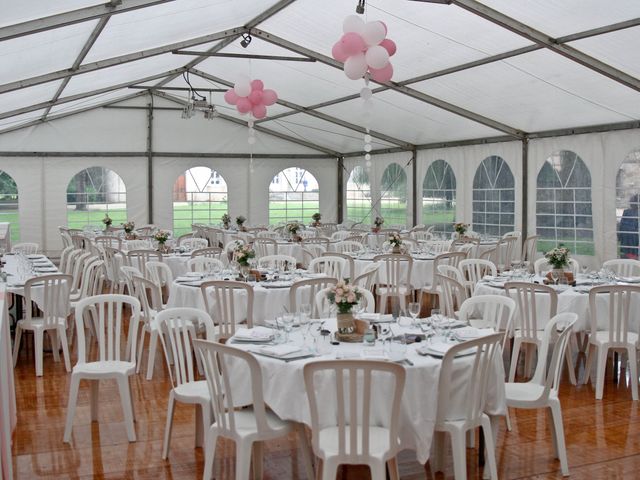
[0,286,16,479]
[225,320,506,464]
[353,255,435,288]
[4,254,58,312]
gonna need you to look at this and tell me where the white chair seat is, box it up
[72,360,136,378]
[317,426,393,458]
[231,408,291,436]
[505,383,546,404]
[17,316,66,330]
[173,380,210,403]
[590,330,639,346]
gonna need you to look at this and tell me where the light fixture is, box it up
[180,71,220,120]
[240,33,252,48]
[356,0,365,14]
[204,105,219,120]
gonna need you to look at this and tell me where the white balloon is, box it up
[343,15,365,34]
[344,54,368,80]
[365,153,371,161]
[365,45,389,69]
[366,160,372,168]
[363,21,386,46]
[364,134,372,143]
[360,87,373,100]
[364,144,372,152]
[247,119,255,127]
[234,77,251,97]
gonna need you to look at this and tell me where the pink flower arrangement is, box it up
[326,280,362,314]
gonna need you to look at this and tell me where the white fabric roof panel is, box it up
[0,81,63,115]
[413,49,640,133]
[569,28,640,80]
[0,0,102,27]
[0,109,47,129]
[260,0,533,80]
[47,89,139,116]
[0,21,97,85]
[83,0,278,63]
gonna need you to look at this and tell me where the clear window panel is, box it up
[616,150,640,259]
[472,156,515,236]
[269,167,319,224]
[380,163,408,227]
[0,171,19,243]
[422,160,456,234]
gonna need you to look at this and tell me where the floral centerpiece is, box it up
[233,241,255,268]
[102,214,112,230]
[311,212,322,227]
[122,221,136,239]
[154,230,171,252]
[372,216,384,233]
[326,280,363,333]
[236,215,247,232]
[221,213,231,230]
[454,222,468,237]
[388,232,403,253]
[286,221,302,242]
[544,245,573,283]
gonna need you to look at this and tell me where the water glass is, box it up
[408,302,420,326]
[282,313,295,342]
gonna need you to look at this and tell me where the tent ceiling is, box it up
[0,0,639,155]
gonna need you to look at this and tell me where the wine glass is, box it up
[581,264,589,277]
[282,313,294,343]
[430,308,442,339]
[299,304,312,345]
[550,270,560,285]
[408,302,421,326]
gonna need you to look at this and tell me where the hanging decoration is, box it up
[331,15,397,82]
[223,75,278,120]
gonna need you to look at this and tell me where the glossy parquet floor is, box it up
[11,329,640,479]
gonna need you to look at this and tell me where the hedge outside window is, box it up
[269,167,319,224]
[66,167,126,230]
[472,156,515,237]
[422,160,456,235]
[536,150,593,255]
[380,163,407,227]
[173,167,228,236]
[616,150,640,259]
[0,171,19,243]
[346,166,372,224]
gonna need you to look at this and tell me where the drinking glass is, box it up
[430,308,442,338]
[581,265,589,276]
[299,304,312,345]
[408,302,420,326]
[388,335,407,362]
[550,270,560,285]
[282,313,295,343]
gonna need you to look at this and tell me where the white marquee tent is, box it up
[1,0,640,264]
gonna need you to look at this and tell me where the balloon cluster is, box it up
[331,15,397,82]
[223,76,278,119]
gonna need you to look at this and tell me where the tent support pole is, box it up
[521,137,529,240]
[337,157,344,224]
[412,148,418,227]
[147,101,154,224]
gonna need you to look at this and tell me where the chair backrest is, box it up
[331,230,351,241]
[302,237,330,249]
[59,228,72,248]
[314,287,375,317]
[334,240,364,254]
[353,262,380,292]
[459,258,497,294]
[479,247,497,264]
[589,285,640,344]
[59,246,75,274]
[74,294,141,364]
[120,265,142,295]
[72,256,105,300]
[145,260,174,289]
[191,246,224,261]
[502,231,521,239]
[180,237,209,251]
[344,234,366,244]
[411,230,433,242]
[309,255,346,279]
[94,236,123,250]
[528,313,577,399]
[132,275,164,321]
[504,281,558,339]
[257,254,297,271]
[521,235,538,263]
[69,250,93,294]
[102,246,126,283]
[290,277,338,318]
[437,264,465,284]
[24,274,72,327]
[12,242,39,254]
[373,254,413,293]
[436,333,503,427]
[126,239,152,250]
[303,360,405,462]
[201,227,224,248]
[257,230,280,239]
[429,251,467,289]
[603,259,640,277]
[200,280,254,340]
[194,339,277,438]
[458,295,516,348]
[127,249,163,278]
[421,240,451,255]
[157,308,215,389]
[495,236,519,267]
[187,256,225,273]
[321,252,354,280]
[253,237,278,258]
[435,273,467,318]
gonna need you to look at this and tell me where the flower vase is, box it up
[392,245,402,254]
[223,223,230,230]
[158,242,169,254]
[337,312,355,334]
[292,234,302,243]
[239,226,247,232]
[372,227,380,234]
[240,265,250,279]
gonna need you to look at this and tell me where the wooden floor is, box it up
[10,331,640,479]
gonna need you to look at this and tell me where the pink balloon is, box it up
[250,79,264,91]
[236,97,252,114]
[379,38,397,56]
[252,103,267,119]
[262,89,278,106]
[369,63,393,82]
[332,41,349,62]
[340,32,366,56]
[248,90,263,105]
[224,89,238,105]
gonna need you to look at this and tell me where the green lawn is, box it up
[537,239,595,256]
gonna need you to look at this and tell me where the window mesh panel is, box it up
[472,156,515,237]
[616,150,640,259]
[380,163,408,227]
[346,166,372,225]
[422,159,456,235]
[269,168,319,224]
[0,170,19,243]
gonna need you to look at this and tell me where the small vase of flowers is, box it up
[372,216,384,233]
[454,222,468,238]
[154,230,171,253]
[233,242,255,277]
[122,221,136,239]
[221,213,231,230]
[102,214,113,231]
[286,221,302,242]
[327,280,363,334]
[236,215,247,232]
[388,232,403,254]
[544,245,573,284]
[311,212,322,227]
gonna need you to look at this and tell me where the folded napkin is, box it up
[454,327,494,340]
[234,326,274,341]
[259,344,300,357]
[615,276,640,283]
[419,342,475,357]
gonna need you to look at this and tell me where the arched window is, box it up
[0,170,19,243]
[66,167,126,230]
[380,163,407,227]
[536,150,593,255]
[422,160,456,234]
[615,150,640,259]
[173,166,228,236]
[346,166,372,224]
[269,167,319,224]
[472,156,515,236]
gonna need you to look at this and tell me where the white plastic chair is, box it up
[309,255,346,279]
[180,237,208,250]
[94,235,123,250]
[373,254,413,314]
[12,274,73,376]
[505,313,577,476]
[132,275,165,380]
[64,294,141,443]
[200,280,254,341]
[290,277,338,318]
[127,249,163,278]
[195,339,315,480]
[602,259,640,277]
[584,285,640,400]
[191,247,224,260]
[521,235,538,265]
[353,262,380,293]
[257,254,297,271]
[435,273,467,319]
[458,295,516,350]
[331,230,351,241]
[253,237,278,258]
[460,258,497,295]
[334,240,365,254]
[12,242,39,254]
[126,239,152,250]
[102,246,127,293]
[431,333,503,480]
[303,359,406,480]
[146,260,174,303]
[157,307,215,459]
[187,257,225,273]
[321,252,354,280]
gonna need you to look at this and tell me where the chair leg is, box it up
[146,329,159,380]
[295,423,316,480]
[565,341,577,386]
[481,417,498,480]
[136,327,145,374]
[116,376,136,442]
[50,329,61,362]
[321,458,339,480]
[369,459,386,480]
[595,346,609,400]
[34,329,44,377]
[202,427,219,480]
[549,400,570,476]
[236,439,253,480]
[505,408,512,431]
[627,347,639,401]
[12,324,23,366]
[583,343,595,385]
[431,431,446,473]
[508,338,522,382]
[251,441,263,480]
[524,343,536,379]
[57,326,71,372]
[387,457,400,480]
[195,403,205,448]
[450,428,468,480]
[90,380,99,421]
[63,374,81,443]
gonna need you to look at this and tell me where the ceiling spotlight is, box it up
[240,33,252,48]
[204,105,219,120]
[356,0,365,14]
